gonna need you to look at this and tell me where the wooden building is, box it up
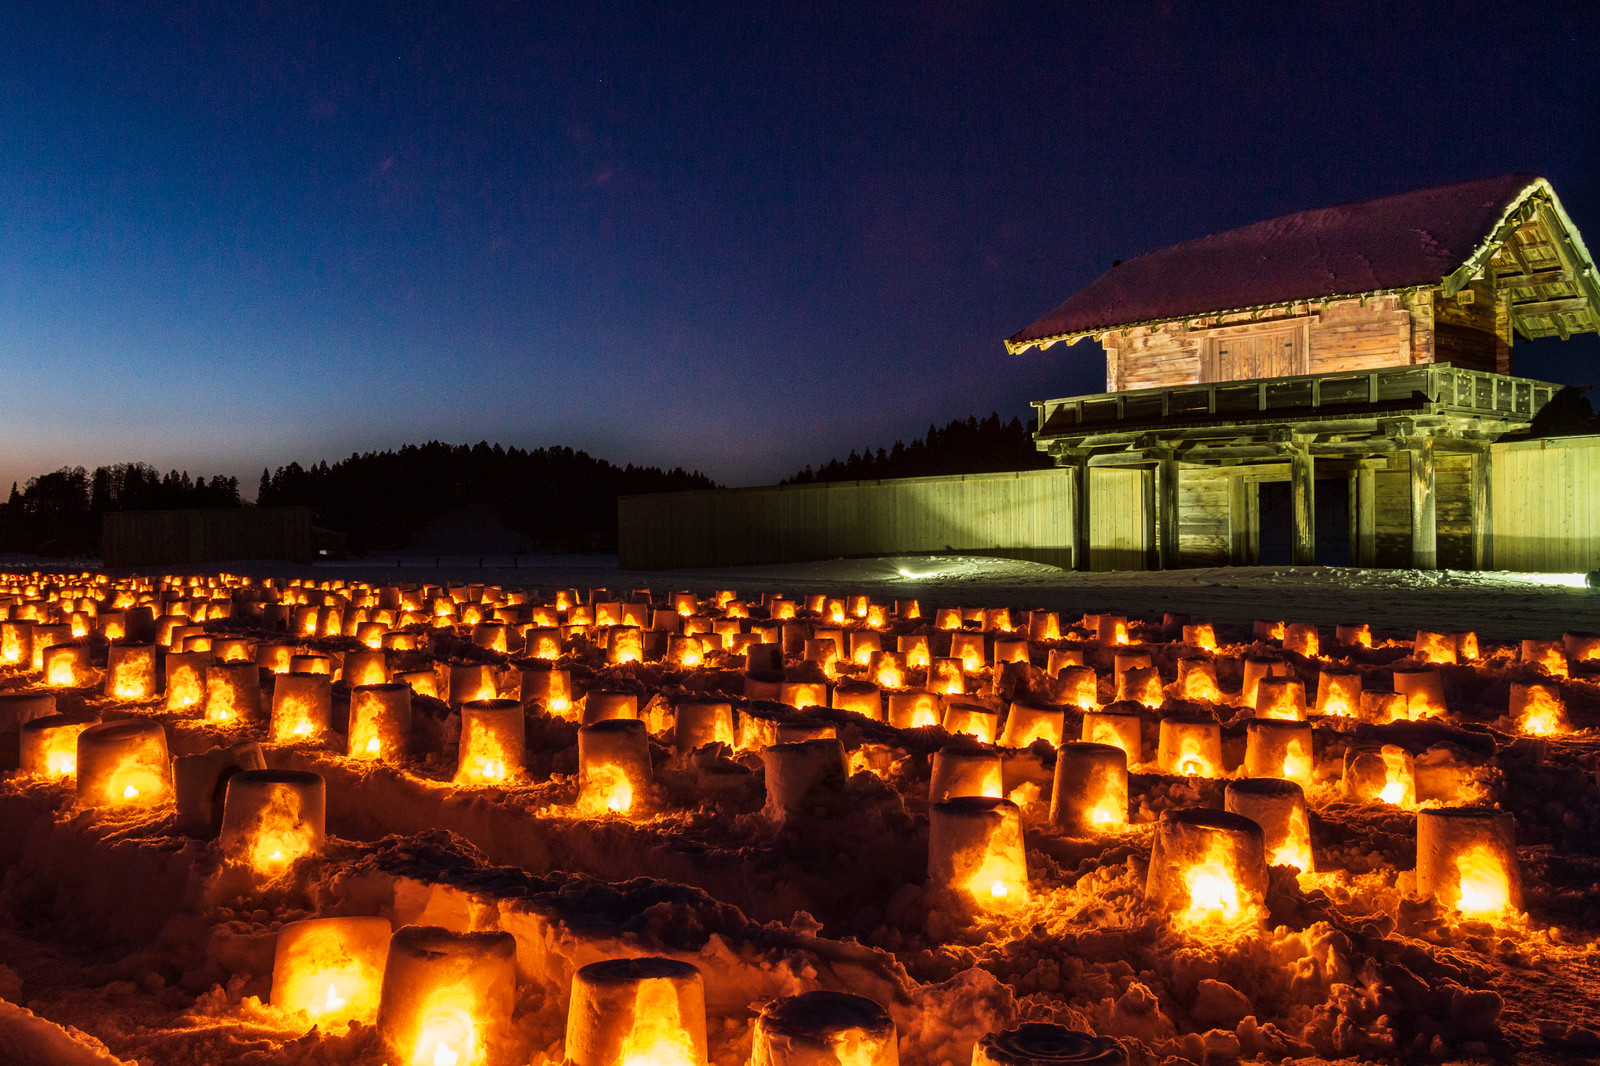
[1009,174,1600,570]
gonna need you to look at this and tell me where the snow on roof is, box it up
[1007,173,1544,351]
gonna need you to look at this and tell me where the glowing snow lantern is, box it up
[886,689,941,729]
[1176,658,1220,702]
[896,634,930,668]
[29,624,69,672]
[941,700,1000,744]
[1226,778,1313,873]
[76,719,172,809]
[1027,610,1061,642]
[1253,677,1306,721]
[471,621,509,654]
[1252,620,1284,641]
[455,699,526,785]
[583,690,639,724]
[447,663,498,706]
[348,683,413,763]
[290,653,332,675]
[1562,631,1600,661]
[847,631,880,666]
[527,627,564,660]
[929,796,1027,908]
[932,607,962,630]
[1510,680,1567,736]
[397,668,441,699]
[973,1024,1127,1066]
[929,657,966,695]
[1182,624,1217,652]
[357,622,387,649]
[1282,623,1319,658]
[521,668,573,717]
[1113,666,1163,708]
[667,634,704,668]
[929,744,1004,802]
[1146,808,1267,929]
[869,651,906,690]
[1335,622,1372,647]
[761,738,848,820]
[1045,647,1084,675]
[42,643,90,688]
[219,769,326,876]
[1392,666,1447,719]
[376,925,517,1066]
[214,637,254,663]
[19,709,94,781]
[1244,719,1313,785]
[1413,630,1457,665]
[1358,690,1406,725]
[104,642,157,700]
[1050,741,1128,834]
[1416,808,1522,919]
[1313,666,1361,718]
[1157,714,1222,778]
[831,680,883,722]
[1096,615,1129,646]
[949,632,986,673]
[0,621,31,666]
[1239,656,1287,708]
[1080,709,1141,763]
[578,719,652,816]
[778,681,828,711]
[342,648,390,687]
[271,915,391,1026]
[564,957,707,1066]
[608,625,644,665]
[1343,744,1415,806]
[272,672,333,742]
[1521,639,1568,678]
[256,642,299,675]
[750,991,898,1066]
[996,699,1061,748]
[673,699,736,752]
[992,637,1029,666]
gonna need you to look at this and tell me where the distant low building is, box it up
[1010,174,1600,570]
[103,506,344,567]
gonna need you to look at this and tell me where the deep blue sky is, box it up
[1,2,1595,492]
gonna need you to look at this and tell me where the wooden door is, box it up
[1209,330,1303,382]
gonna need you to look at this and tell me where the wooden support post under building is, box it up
[1471,444,1493,569]
[1065,455,1091,572]
[1408,438,1438,569]
[1355,465,1377,566]
[1156,451,1180,570]
[1289,445,1315,566]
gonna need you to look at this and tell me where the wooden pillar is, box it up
[1355,465,1377,566]
[1141,467,1158,571]
[1289,445,1315,566]
[1157,452,1180,570]
[1065,457,1091,572]
[1471,444,1493,570]
[1408,438,1437,570]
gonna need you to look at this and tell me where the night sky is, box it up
[1,2,1595,494]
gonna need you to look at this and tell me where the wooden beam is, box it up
[1471,445,1492,570]
[1408,439,1437,570]
[1536,203,1600,310]
[1356,465,1376,566]
[1066,456,1091,572]
[1497,268,1573,290]
[1157,452,1180,570]
[1510,296,1591,317]
[1289,445,1315,566]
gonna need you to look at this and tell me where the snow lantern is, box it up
[348,682,412,762]
[1392,666,1447,719]
[42,642,90,688]
[256,642,299,675]
[219,769,326,877]
[1226,778,1313,873]
[448,662,498,705]
[290,653,332,676]
[929,744,1003,802]
[607,625,644,665]
[999,700,1063,748]
[271,915,391,1026]
[29,624,69,672]
[973,1023,1128,1065]
[1282,623,1319,658]
[1114,666,1164,708]
[1052,664,1097,710]
[673,699,735,752]
[941,701,999,744]
[1521,639,1568,678]
[1335,622,1372,647]
[455,699,526,785]
[376,925,517,1066]
[929,657,966,695]
[521,667,573,717]
[831,680,883,722]
[1145,808,1267,930]
[750,990,898,1066]
[848,631,881,666]
[1416,807,1522,919]
[1313,667,1362,718]
[1239,656,1287,708]
[928,796,1028,909]
[1176,658,1220,702]
[471,621,509,654]
[205,660,261,726]
[1243,719,1313,785]
[19,709,94,780]
[1157,713,1222,778]
[342,648,390,687]
[103,643,157,700]
[761,738,848,820]
[897,633,931,668]
[76,719,172,808]
[0,621,31,666]
[1342,744,1415,807]
[1358,690,1407,725]
[583,690,638,725]
[1253,677,1307,721]
[993,637,1029,666]
[1413,630,1457,665]
[578,719,651,816]
[526,627,563,660]
[1510,680,1567,736]
[563,957,707,1066]
[950,632,986,672]
[886,689,940,729]
[1181,624,1217,652]
[1096,615,1129,646]
[271,672,333,743]
[668,634,704,668]
[1050,741,1128,834]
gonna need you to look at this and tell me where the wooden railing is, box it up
[1033,363,1560,437]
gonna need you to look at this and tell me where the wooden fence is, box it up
[1492,436,1600,572]
[618,468,1150,571]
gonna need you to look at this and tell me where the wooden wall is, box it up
[1493,436,1600,572]
[103,507,315,568]
[618,468,1151,572]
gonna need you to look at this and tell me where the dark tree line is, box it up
[0,464,242,556]
[255,441,714,553]
[783,412,1052,484]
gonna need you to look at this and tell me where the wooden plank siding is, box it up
[1177,467,1231,566]
[619,468,1150,572]
[1493,436,1600,572]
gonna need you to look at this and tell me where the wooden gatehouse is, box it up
[1009,174,1600,570]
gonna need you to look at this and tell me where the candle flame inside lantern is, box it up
[413,1001,478,1066]
[967,843,1026,910]
[1176,738,1214,778]
[1377,747,1414,807]
[1182,841,1242,926]
[674,639,703,668]
[874,661,902,689]
[580,762,634,816]
[248,790,314,875]
[105,761,167,807]
[1517,687,1567,736]
[457,730,517,786]
[275,697,321,742]
[616,979,699,1066]
[1,629,25,664]
[1272,805,1313,873]
[1454,845,1511,918]
[958,646,983,672]
[46,656,82,687]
